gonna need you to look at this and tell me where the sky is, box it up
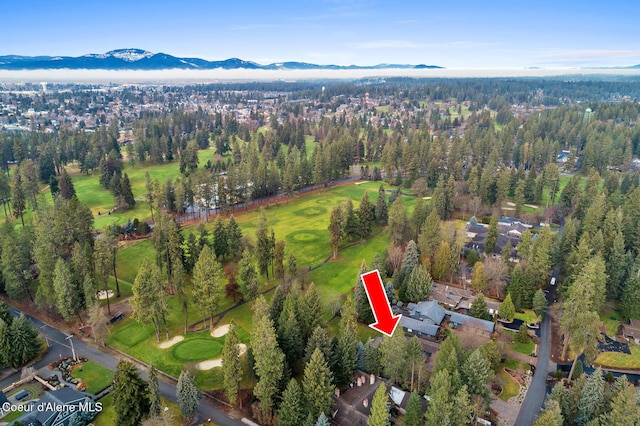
[3,0,640,69]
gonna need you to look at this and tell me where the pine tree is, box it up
[576,367,605,425]
[315,412,330,426]
[485,214,499,254]
[401,240,419,276]
[251,296,285,418]
[131,258,168,341]
[461,348,493,402]
[304,326,332,365]
[222,323,243,405]
[147,366,161,417]
[404,265,432,302]
[379,330,408,385]
[328,205,344,259]
[303,348,335,419]
[0,318,10,367]
[58,168,76,200]
[177,370,201,423]
[368,382,390,426]
[533,399,563,426]
[343,198,360,241]
[355,259,375,324]
[375,185,388,224]
[403,391,423,426]
[227,215,243,260]
[358,192,374,239]
[336,296,358,385]
[533,289,547,318]
[278,295,303,366]
[255,210,272,278]
[192,246,223,329]
[53,258,82,322]
[239,251,259,301]
[418,208,441,258]
[600,381,640,425]
[278,379,306,426]
[432,240,452,281]
[298,283,322,342]
[9,314,41,368]
[121,173,136,208]
[470,294,490,320]
[499,293,515,321]
[387,196,408,245]
[112,360,150,426]
[212,216,228,259]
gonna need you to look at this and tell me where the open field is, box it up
[496,368,520,402]
[71,360,114,394]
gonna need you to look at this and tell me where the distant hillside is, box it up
[0,48,444,71]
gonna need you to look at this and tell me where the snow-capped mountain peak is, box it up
[103,49,154,62]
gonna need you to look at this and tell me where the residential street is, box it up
[2,306,245,426]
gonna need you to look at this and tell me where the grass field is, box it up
[496,368,520,402]
[596,345,640,369]
[93,395,182,426]
[600,302,622,337]
[514,309,539,324]
[71,360,114,394]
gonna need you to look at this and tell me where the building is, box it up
[16,387,96,426]
[400,300,495,340]
[622,319,640,345]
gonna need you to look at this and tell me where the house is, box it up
[401,299,495,339]
[333,371,382,426]
[16,387,97,426]
[622,319,640,345]
[448,312,495,336]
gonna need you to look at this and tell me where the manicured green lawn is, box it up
[496,369,520,402]
[596,345,640,369]
[71,360,114,394]
[514,309,539,324]
[504,330,535,355]
[600,302,622,337]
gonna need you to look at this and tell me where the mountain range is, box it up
[0,48,443,71]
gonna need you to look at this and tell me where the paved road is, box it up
[3,307,245,426]
[514,221,564,426]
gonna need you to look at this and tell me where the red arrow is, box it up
[361,270,402,337]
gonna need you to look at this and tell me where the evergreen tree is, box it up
[379,330,408,385]
[485,214,499,254]
[533,399,564,426]
[0,318,10,367]
[401,240,420,276]
[358,192,375,239]
[355,259,375,324]
[375,185,388,224]
[418,208,441,259]
[368,382,390,426]
[121,173,136,208]
[303,348,335,419]
[600,381,640,425]
[222,323,243,405]
[471,261,487,292]
[0,301,12,327]
[315,412,330,426]
[343,198,360,241]
[403,391,423,426]
[53,258,82,322]
[9,314,41,368]
[298,283,322,343]
[461,348,493,402]
[58,168,76,199]
[227,215,243,260]
[112,360,150,426]
[131,258,168,341]
[498,293,515,321]
[533,289,548,318]
[212,216,228,259]
[387,196,409,245]
[11,171,26,226]
[147,366,161,418]
[255,210,272,278]
[328,205,344,260]
[278,379,306,426]
[177,370,201,423]
[278,295,303,366]
[470,294,490,320]
[336,296,358,385]
[251,296,285,418]
[304,326,332,366]
[404,265,432,302]
[576,367,605,425]
[239,251,259,301]
[192,246,223,329]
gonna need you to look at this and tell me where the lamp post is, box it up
[65,335,77,361]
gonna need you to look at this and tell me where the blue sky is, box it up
[3,0,640,68]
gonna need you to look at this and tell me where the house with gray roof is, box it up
[401,299,495,339]
[16,387,97,426]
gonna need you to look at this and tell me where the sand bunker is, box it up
[97,290,114,300]
[354,181,368,185]
[211,324,230,338]
[158,335,184,349]
[196,359,222,370]
[422,196,432,200]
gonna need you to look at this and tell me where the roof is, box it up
[622,319,640,338]
[400,316,440,337]
[410,301,446,325]
[390,386,410,408]
[17,387,92,426]
[447,311,495,333]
